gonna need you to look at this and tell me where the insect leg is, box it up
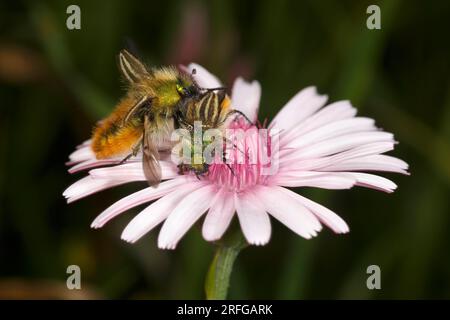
[119,136,143,164]
[119,154,133,164]
[222,151,236,177]
[174,112,194,131]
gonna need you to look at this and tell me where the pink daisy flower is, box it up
[64,64,408,249]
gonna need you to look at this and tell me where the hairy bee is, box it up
[175,90,251,176]
[175,90,230,131]
[91,49,203,186]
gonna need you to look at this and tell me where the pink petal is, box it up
[320,154,409,174]
[186,63,222,88]
[283,117,377,150]
[272,172,356,189]
[270,86,328,131]
[89,163,145,180]
[280,188,349,233]
[68,146,95,163]
[231,77,261,122]
[235,190,271,245]
[76,139,92,149]
[281,131,394,162]
[121,183,201,243]
[279,142,394,172]
[91,177,196,229]
[346,172,398,193]
[158,184,215,249]
[63,176,131,203]
[281,100,357,142]
[256,185,322,239]
[68,158,124,174]
[89,161,178,181]
[202,189,235,241]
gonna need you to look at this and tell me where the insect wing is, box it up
[142,117,162,186]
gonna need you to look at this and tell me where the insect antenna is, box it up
[198,86,228,92]
[123,38,141,59]
[228,109,254,125]
[222,136,246,158]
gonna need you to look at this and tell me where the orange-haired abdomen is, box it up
[220,95,231,112]
[91,97,143,159]
[217,94,232,126]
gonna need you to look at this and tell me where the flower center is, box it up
[207,119,274,192]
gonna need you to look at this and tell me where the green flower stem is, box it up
[205,232,247,300]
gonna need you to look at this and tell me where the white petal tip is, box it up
[235,76,261,88]
[120,228,143,243]
[248,240,269,246]
[90,221,102,229]
[335,226,350,234]
[245,234,271,246]
[381,184,398,193]
[203,234,220,242]
[158,243,177,250]
[66,197,77,204]
[120,235,137,244]
[157,236,176,250]
[303,230,321,239]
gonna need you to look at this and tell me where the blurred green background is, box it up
[0,0,449,299]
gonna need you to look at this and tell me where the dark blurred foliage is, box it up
[0,0,449,299]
